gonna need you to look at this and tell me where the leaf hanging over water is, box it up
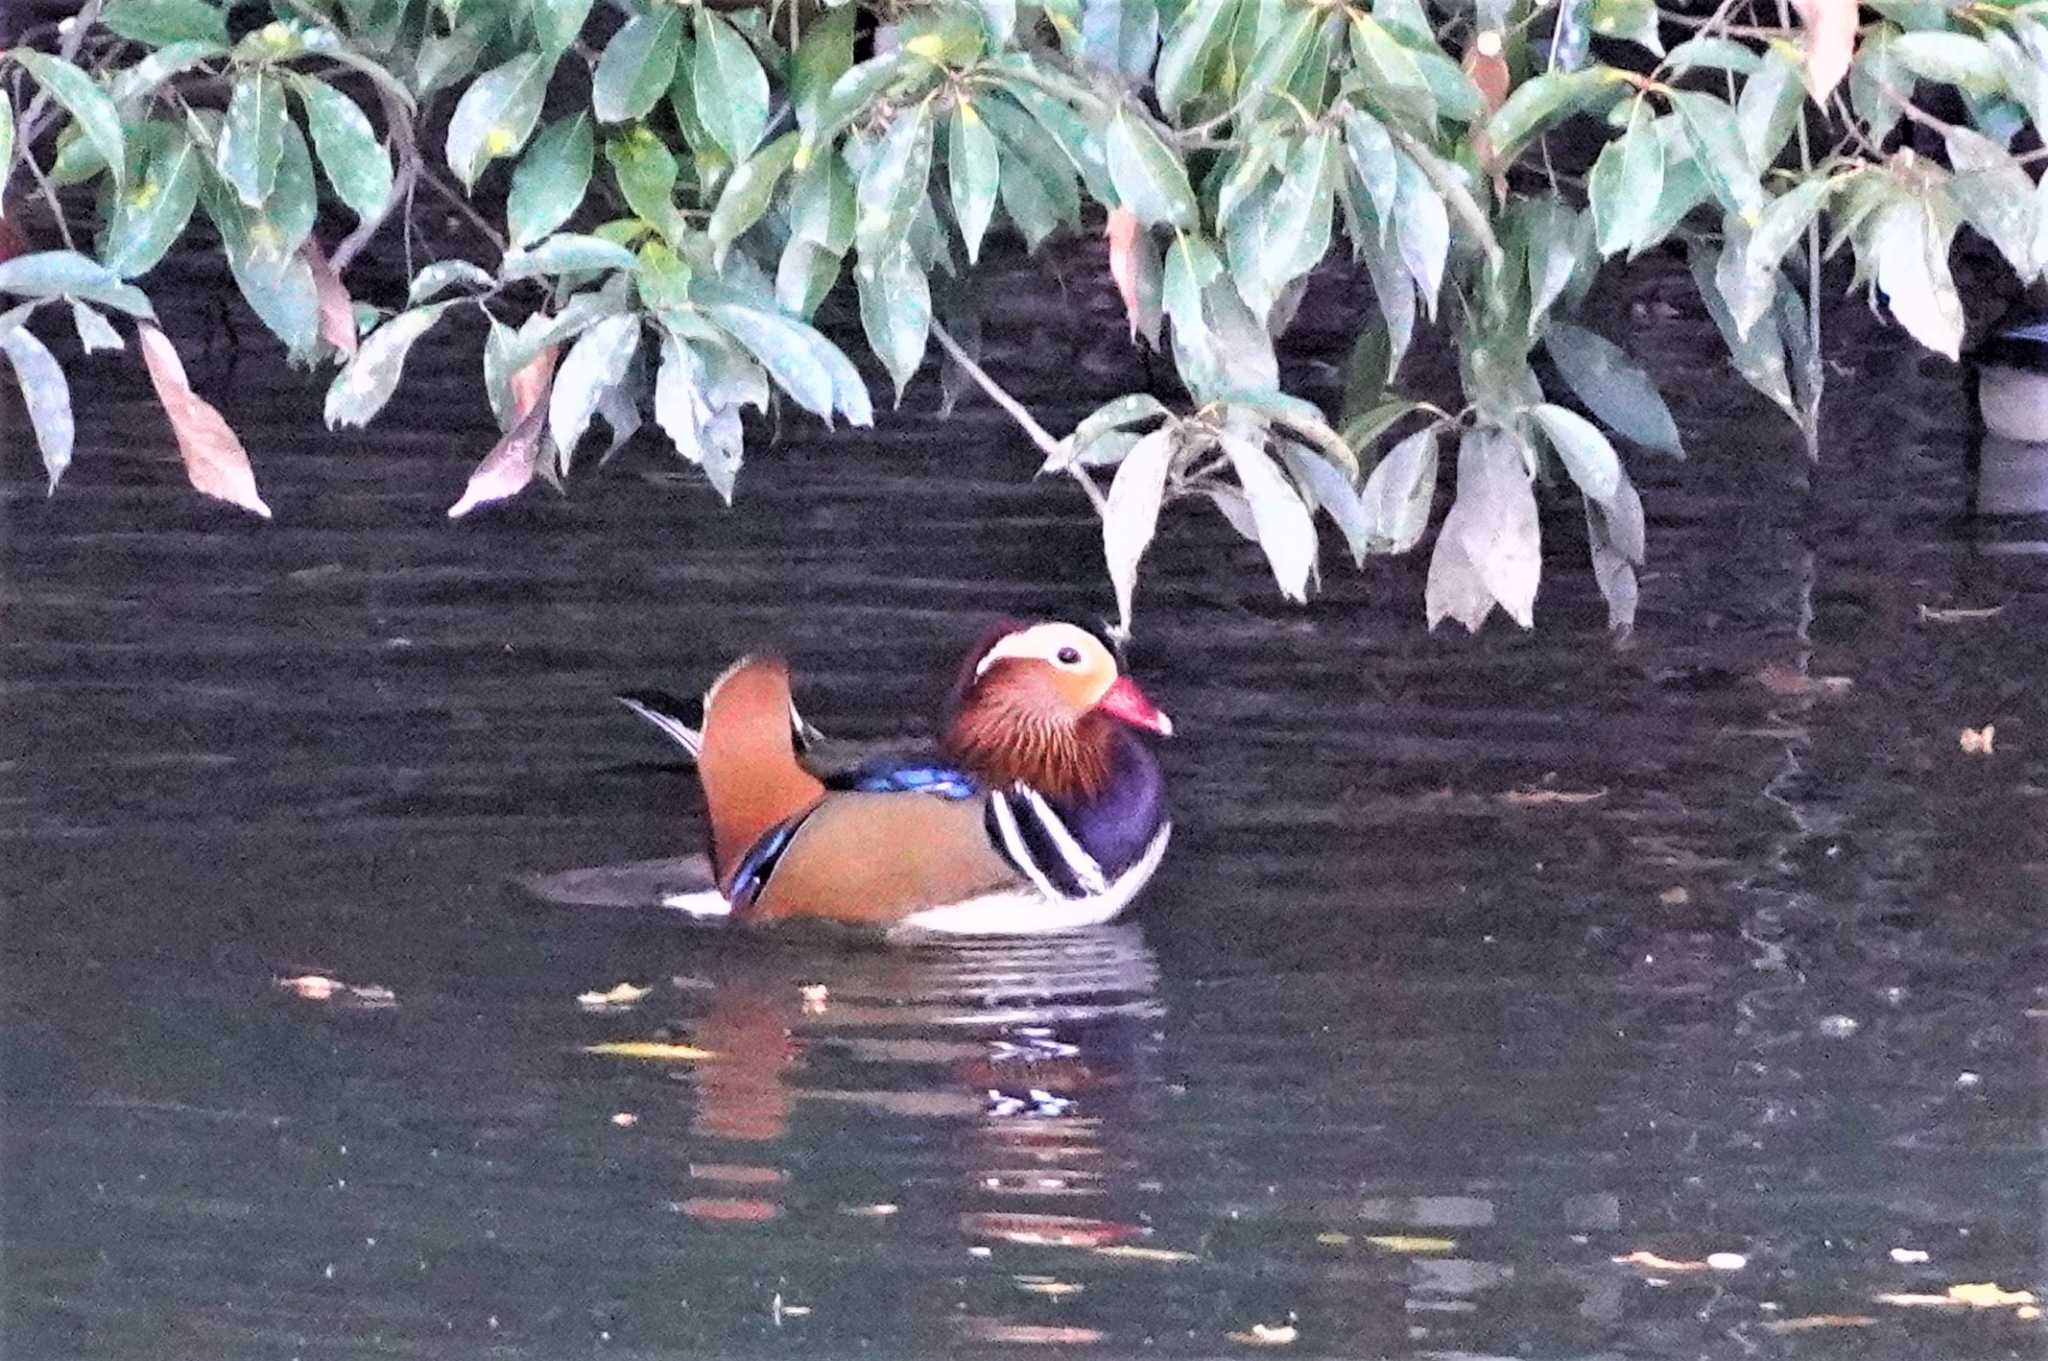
[0,306,75,491]
[137,322,270,517]
[1427,427,1538,630]
[300,238,356,358]
[1360,423,1438,553]
[1791,0,1857,102]
[324,302,450,427]
[1543,321,1685,456]
[1103,427,1177,632]
[550,312,643,467]
[449,348,558,518]
[1220,432,1317,601]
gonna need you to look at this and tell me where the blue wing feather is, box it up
[825,751,982,799]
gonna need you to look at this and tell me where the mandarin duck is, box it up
[616,622,1173,935]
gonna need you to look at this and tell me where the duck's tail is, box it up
[623,658,826,893]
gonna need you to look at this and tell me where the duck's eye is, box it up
[1056,646,1083,666]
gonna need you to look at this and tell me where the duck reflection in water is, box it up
[614,925,1165,1260]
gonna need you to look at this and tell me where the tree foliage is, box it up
[2,0,2044,632]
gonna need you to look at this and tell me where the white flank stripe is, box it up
[988,792,1066,900]
[1014,785,1108,894]
[895,822,1172,936]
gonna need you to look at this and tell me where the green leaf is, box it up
[857,247,932,399]
[790,152,855,252]
[1359,424,1437,553]
[106,40,224,113]
[102,125,202,277]
[1688,240,1796,418]
[324,303,453,428]
[1543,321,1684,456]
[710,132,800,265]
[204,177,318,355]
[1103,427,1177,631]
[500,233,640,280]
[1105,108,1197,229]
[264,117,320,260]
[71,299,124,353]
[0,309,75,490]
[15,53,127,193]
[694,11,771,163]
[407,258,494,304]
[508,112,593,249]
[1228,131,1336,322]
[1943,127,2040,277]
[1730,178,1832,334]
[1392,152,1448,317]
[775,239,842,317]
[0,92,14,211]
[1081,0,1161,79]
[971,0,1020,47]
[855,100,936,267]
[446,53,552,189]
[593,8,682,124]
[1485,66,1622,160]
[1736,47,1804,171]
[1051,392,1172,472]
[792,6,856,126]
[549,313,642,465]
[1274,439,1371,565]
[800,52,921,161]
[977,96,1081,228]
[1530,402,1620,502]
[1868,191,1963,359]
[948,101,1001,265]
[416,27,485,97]
[1347,15,1434,128]
[1428,427,1539,631]
[1156,0,1235,120]
[0,250,155,316]
[1162,230,1222,348]
[607,127,683,242]
[291,76,392,221]
[1220,432,1317,601]
[101,0,228,48]
[217,71,286,208]
[530,0,596,58]
[1588,0,1660,54]
[1589,97,1662,256]
[1662,35,1761,74]
[699,285,874,425]
[1340,106,1398,229]
[1888,31,2003,90]
[1671,90,1766,224]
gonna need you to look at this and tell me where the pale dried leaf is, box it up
[300,238,356,358]
[137,323,270,517]
[1106,207,1143,341]
[1790,0,1857,103]
[448,348,557,518]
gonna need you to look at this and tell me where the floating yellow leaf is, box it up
[1918,603,2003,623]
[1365,1235,1456,1253]
[1614,1250,1709,1272]
[578,982,652,1010]
[582,1041,718,1060]
[1091,1244,1199,1263]
[1875,1282,2037,1310]
[1763,1314,1878,1332]
[1226,1322,1298,1346]
[1314,1232,1352,1246]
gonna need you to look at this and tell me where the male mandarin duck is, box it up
[616,622,1173,935]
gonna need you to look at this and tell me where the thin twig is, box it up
[23,154,78,250]
[929,318,1109,515]
[10,0,107,179]
[331,80,420,272]
[417,163,510,254]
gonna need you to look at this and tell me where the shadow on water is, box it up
[5,256,2048,1357]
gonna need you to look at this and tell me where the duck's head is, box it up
[944,621,1171,796]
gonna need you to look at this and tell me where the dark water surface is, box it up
[6,261,2048,1359]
